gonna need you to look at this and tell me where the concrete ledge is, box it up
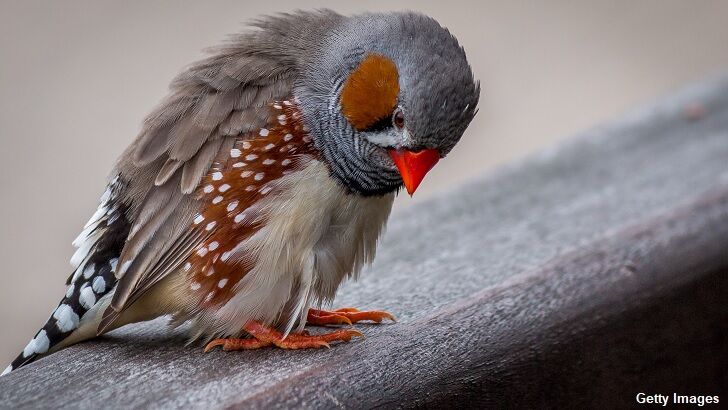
[2,76,728,408]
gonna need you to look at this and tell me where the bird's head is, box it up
[296,12,480,196]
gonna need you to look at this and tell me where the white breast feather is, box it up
[197,159,394,338]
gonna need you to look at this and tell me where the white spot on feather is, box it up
[227,201,239,212]
[208,241,219,251]
[206,221,216,231]
[190,282,201,290]
[232,162,245,168]
[245,154,258,161]
[212,196,223,204]
[284,134,293,142]
[2,365,12,376]
[263,159,275,165]
[212,172,223,181]
[203,185,214,193]
[218,278,228,288]
[234,213,246,223]
[22,330,50,357]
[282,159,292,166]
[218,184,231,193]
[254,173,264,181]
[194,214,205,225]
[241,171,253,178]
[242,141,251,149]
[82,263,96,279]
[259,128,269,137]
[110,258,118,273]
[230,148,241,158]
[79,286,96,309]
[92,276,106,293]
[53,304,79,332]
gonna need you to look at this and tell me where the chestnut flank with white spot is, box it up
[184,100,317,307]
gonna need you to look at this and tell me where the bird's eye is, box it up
[393,109,405,129]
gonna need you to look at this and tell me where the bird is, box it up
[4,9,479,375]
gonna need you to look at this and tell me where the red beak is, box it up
[387,148,441,196]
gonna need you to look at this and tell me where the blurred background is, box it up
[2,0,728,366]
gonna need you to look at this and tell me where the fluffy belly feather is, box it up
[183,159,394,339]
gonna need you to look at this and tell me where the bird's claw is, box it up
[307,307,396,326]
[204,321,364,352]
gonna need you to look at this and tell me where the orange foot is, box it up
[204,320,363,352]
[307,307,396,326]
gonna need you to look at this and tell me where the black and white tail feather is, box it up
[4,176,129,375]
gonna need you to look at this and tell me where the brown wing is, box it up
[98,39,297,332]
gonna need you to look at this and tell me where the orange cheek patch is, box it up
[340,54,399,131]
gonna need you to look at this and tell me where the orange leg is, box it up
[204,320,363,352]
[307,307,396,326]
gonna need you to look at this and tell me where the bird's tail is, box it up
[4,269,119,375]
[3,177,129,376]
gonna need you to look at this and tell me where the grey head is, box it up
[295,11,480,196]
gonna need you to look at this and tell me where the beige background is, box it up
[2,1,728,366]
